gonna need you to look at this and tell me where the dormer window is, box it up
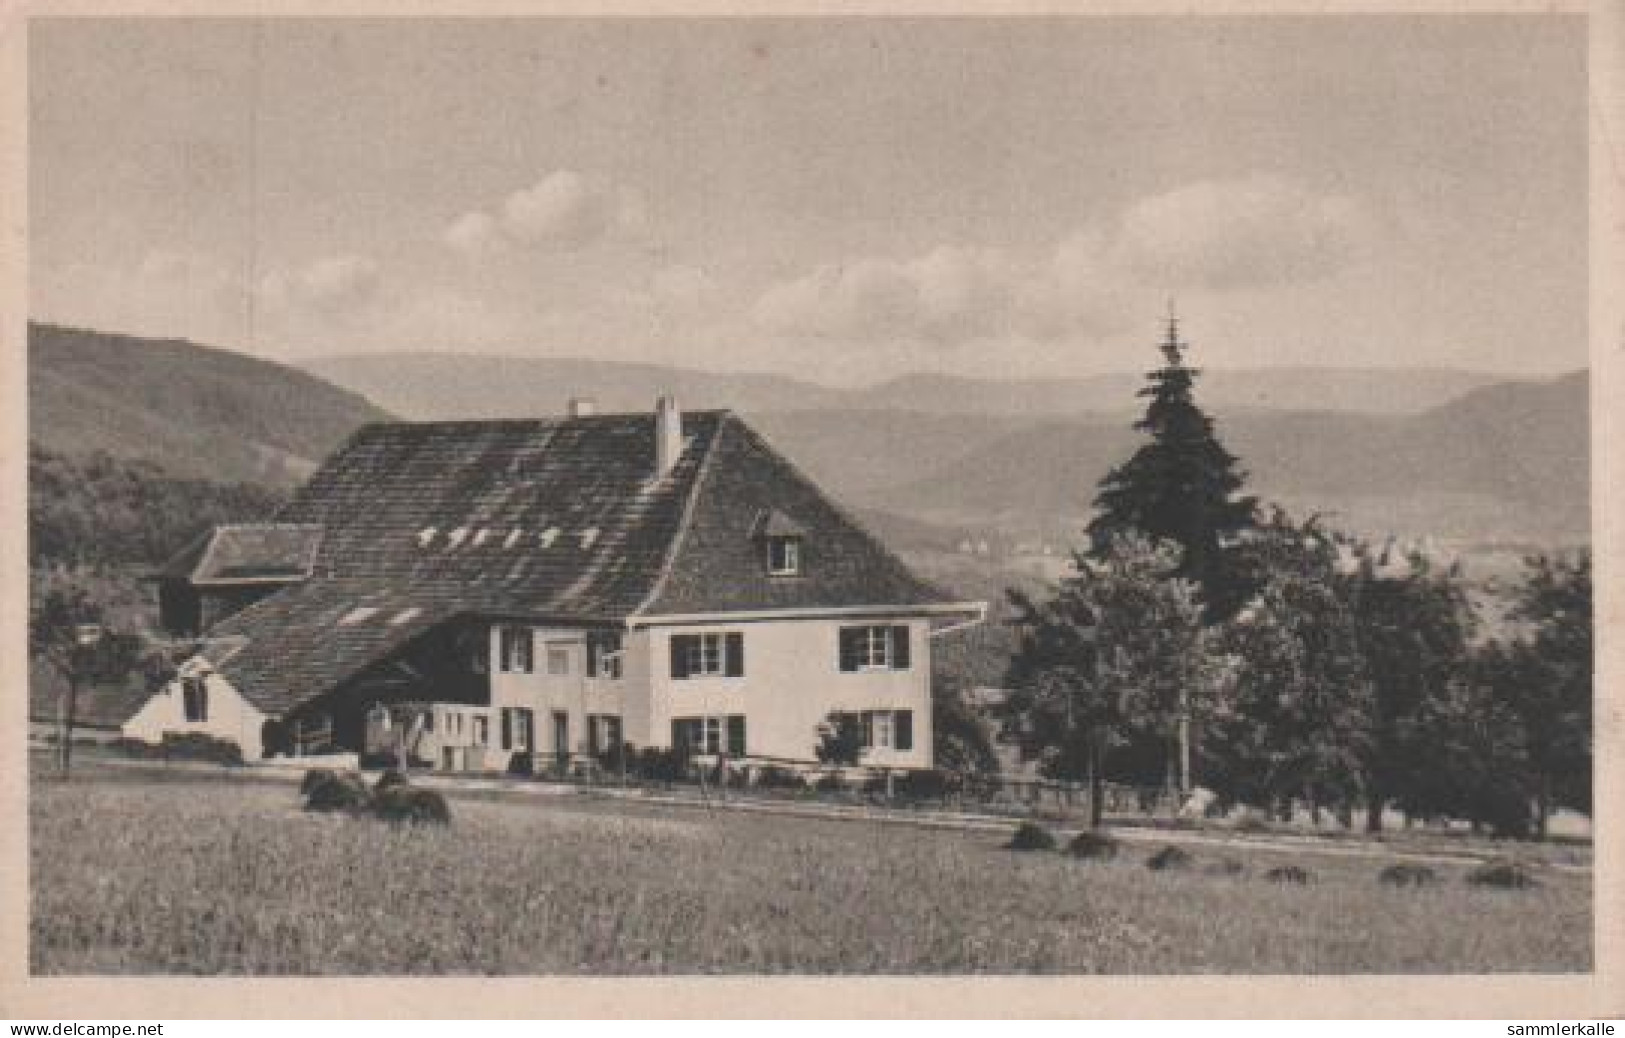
[767,535,802,576]
[753,509,807,577]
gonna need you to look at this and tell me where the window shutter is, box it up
[670,635,691,680]
[727,715,746,757]
[500,709,512,751]
[891,625,912,670]
[895,710,913,751]
[725,632,745,677]
[838,628,861,672]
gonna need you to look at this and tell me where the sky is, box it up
[29,16,1588,385]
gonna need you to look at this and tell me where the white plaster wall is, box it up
[123,666,268,760]
[485,626,626,762]
[639,617,933,768]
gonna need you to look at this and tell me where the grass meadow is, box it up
[30,767,1592,975]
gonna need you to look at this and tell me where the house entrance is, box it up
[552,710,569,770]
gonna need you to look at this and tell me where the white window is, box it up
[501,707,534,752]
[767,535,802,575]
[832,709,915,752]
[588,715,623,754]
[690,634,722,676]
[838,625,912,672]
[546,644,571,676]
[672,715,745,756]
[670,632,743,678]
[498,625,534,673]
[873,710,893,749]
[588,632,623,679]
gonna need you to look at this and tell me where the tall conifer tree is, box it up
[1088,310,1258,620]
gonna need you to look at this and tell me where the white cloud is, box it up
[650,264,718,310]
[381,288,531,348]
[751,242,1132,347]
[443,211,500,258]
[498,171,647,250]
[1112,174,1372,291]
[750,175,1373,348]
[259,254,381,317]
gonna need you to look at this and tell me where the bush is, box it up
[596,741,635,777]
[1379,863,1438,888]
[1145,845,1193,871]
[374,768,410,792]
[160,732,244,766]
[1006,822,1057,852]
[108,736,165,760]
[1233,811,1272,833]
[303,771,371,814]
[372,786,451,826]
[300,768,339,796]
[752,765,808,791]
[1467,860,1538,890]
[1065,830,1119,861]
[631,747,690,784]
[895,769,960,802]
[1265,865,1312,885]
[506,752,535,777]
[1203,857,1245,877]
[814,771,849,794]
[359,751,400,770]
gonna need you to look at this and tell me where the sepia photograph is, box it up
[12,7,1610,998]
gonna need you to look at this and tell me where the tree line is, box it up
[1002,317,1590,839]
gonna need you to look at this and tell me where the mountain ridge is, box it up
[29,322,394,486]
[29,324,1588,550]
[304,352,1512,419]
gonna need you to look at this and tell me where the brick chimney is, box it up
[567,397,596,418]
[655,395,683,479]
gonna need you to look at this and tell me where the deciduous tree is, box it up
[1004,534,1215,825]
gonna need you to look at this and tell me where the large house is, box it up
[127,397,984,773]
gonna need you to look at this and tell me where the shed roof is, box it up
[156,524,322,583]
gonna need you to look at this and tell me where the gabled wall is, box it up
[643,417,954,616]
[124,664,269,760]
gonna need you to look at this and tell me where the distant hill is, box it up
[29,323,392,487]
[305,352,1501,419]
[844,366,1502,417]
[865,372,1589,546]
[305,352,851,419]
[30,324,1586,553]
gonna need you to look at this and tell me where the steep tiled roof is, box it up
[156,524,322,583]
[203,412,721,713]
[202,408,967,716]
[638,416,959,615]
[207,579,451,715]
[276,413,721,617]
